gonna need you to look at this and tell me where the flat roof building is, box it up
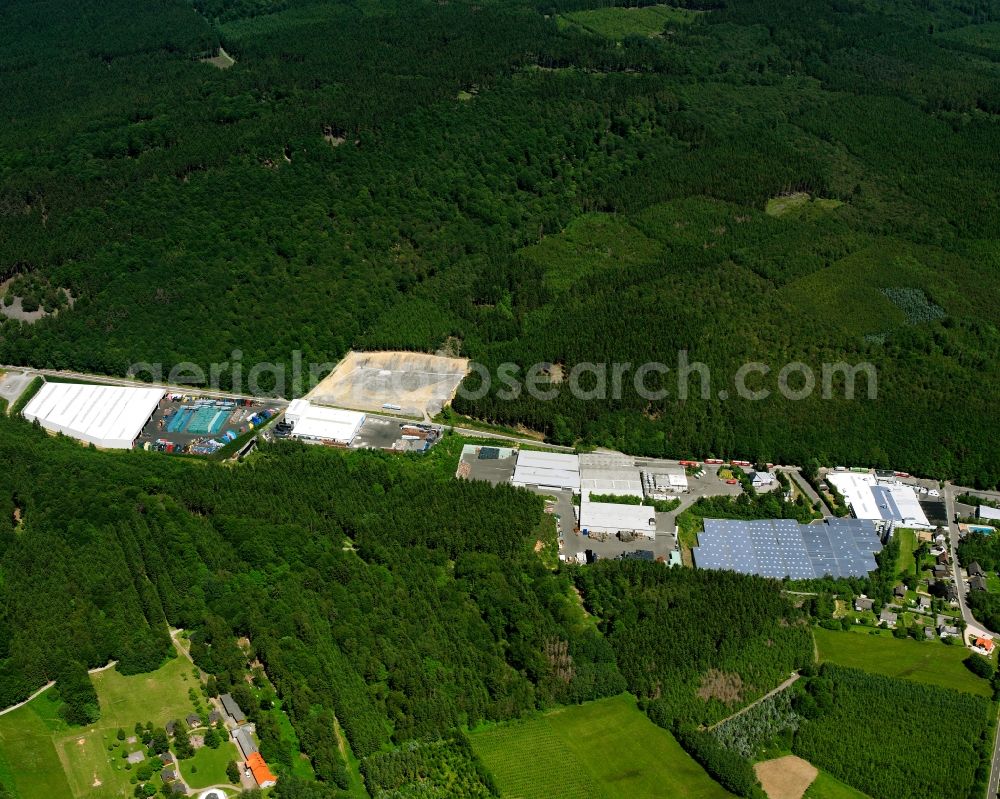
[512,450,580,492]
[827,472,932,529]
[21,381,164,449]
[580,500,656,539]
[978,505,1000,522]
[285,399,365,444]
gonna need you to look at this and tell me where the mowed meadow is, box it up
[470,694,734,799]
[812,627,993,697]
[0,648,201,799]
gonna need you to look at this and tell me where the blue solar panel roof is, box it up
[693,518,883,579]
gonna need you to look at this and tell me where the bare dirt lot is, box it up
[307,351,469,418]
[755,755,818,799]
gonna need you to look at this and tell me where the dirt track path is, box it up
[706,673,800,732]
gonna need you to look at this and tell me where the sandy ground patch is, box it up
[307,350,469,418]
[755,755,818,799]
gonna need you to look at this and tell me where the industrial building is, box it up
[642,467,688,498]
[827,472,932,529]
[579,499,657,539]
[21,381,164,449]
[511,450,580,492]
[693,517,884,579]
[978,505,1000,522]
[284,399,366,444]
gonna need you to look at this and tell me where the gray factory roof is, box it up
[693,517,882,580]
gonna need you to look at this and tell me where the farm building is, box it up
[21,381,164,449]
[284,399,365,444]
[220,693,246,723]
[511,450,580,492]
[247,752,278,788]
[579,500,656,539]
[233,725,259,758]
[826,472,932,529]
[693,517,883,580]
[978,505,1000,522]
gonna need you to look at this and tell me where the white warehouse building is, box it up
[827,471,932,530]
[21,381,164,449]
[580,500,657,540]
[285,399,366,445]
[511,450,580,492]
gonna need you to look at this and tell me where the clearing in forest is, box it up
[0,645,203,799]
[755,755,818,799]
[559,5,701,40]
[470,693,734,799]
[201,46,236,69]
[519,213,662,294]
[765,193,843,217]
[307,350,469,418]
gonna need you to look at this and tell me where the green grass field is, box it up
[804,770,872,799]
[90,656,198,730]
[0,649,203,799]
[895,528,917,578]
[470,694,733,799]
[0,690,73,799]
[813,627,991,697]
[177,739,240,789]
[560,5,700,40]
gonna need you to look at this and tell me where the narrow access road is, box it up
[706,673,800,732]
[0,681,55,717]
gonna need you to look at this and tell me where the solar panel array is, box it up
[693,517,882,579]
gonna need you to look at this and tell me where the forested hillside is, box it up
[0,414,624,789]
[1,0,999,482]
[574,560,814,726]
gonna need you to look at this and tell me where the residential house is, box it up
[970,575,988,592]
[854,597,874,613]
[208,710,223,725]
[939,624,961,639]
[893,584,907,599]
[936,550,951,565]
[969,561,986,578]
[186,713,201,729]
[973,637,996,656]
[879,608,897,627]
[165,720,178,736]
[945,583,960,604]
[161,767,178,783]
[160,752,175,766]
[126,751,145,765]
[917,596,931,612]
[933,565,949,579]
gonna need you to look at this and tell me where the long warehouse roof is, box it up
[286,399,365,443]
[22,381,164,449]
[512,449,580,491]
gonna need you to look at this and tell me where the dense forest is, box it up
[1,0,999,483]
[573,560,814,726]
[793,664,992,799]
[0,413,625,791]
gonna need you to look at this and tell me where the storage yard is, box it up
[306,350,469,418]
[137,394,279,455]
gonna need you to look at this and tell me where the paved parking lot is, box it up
[0,370,34,409]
